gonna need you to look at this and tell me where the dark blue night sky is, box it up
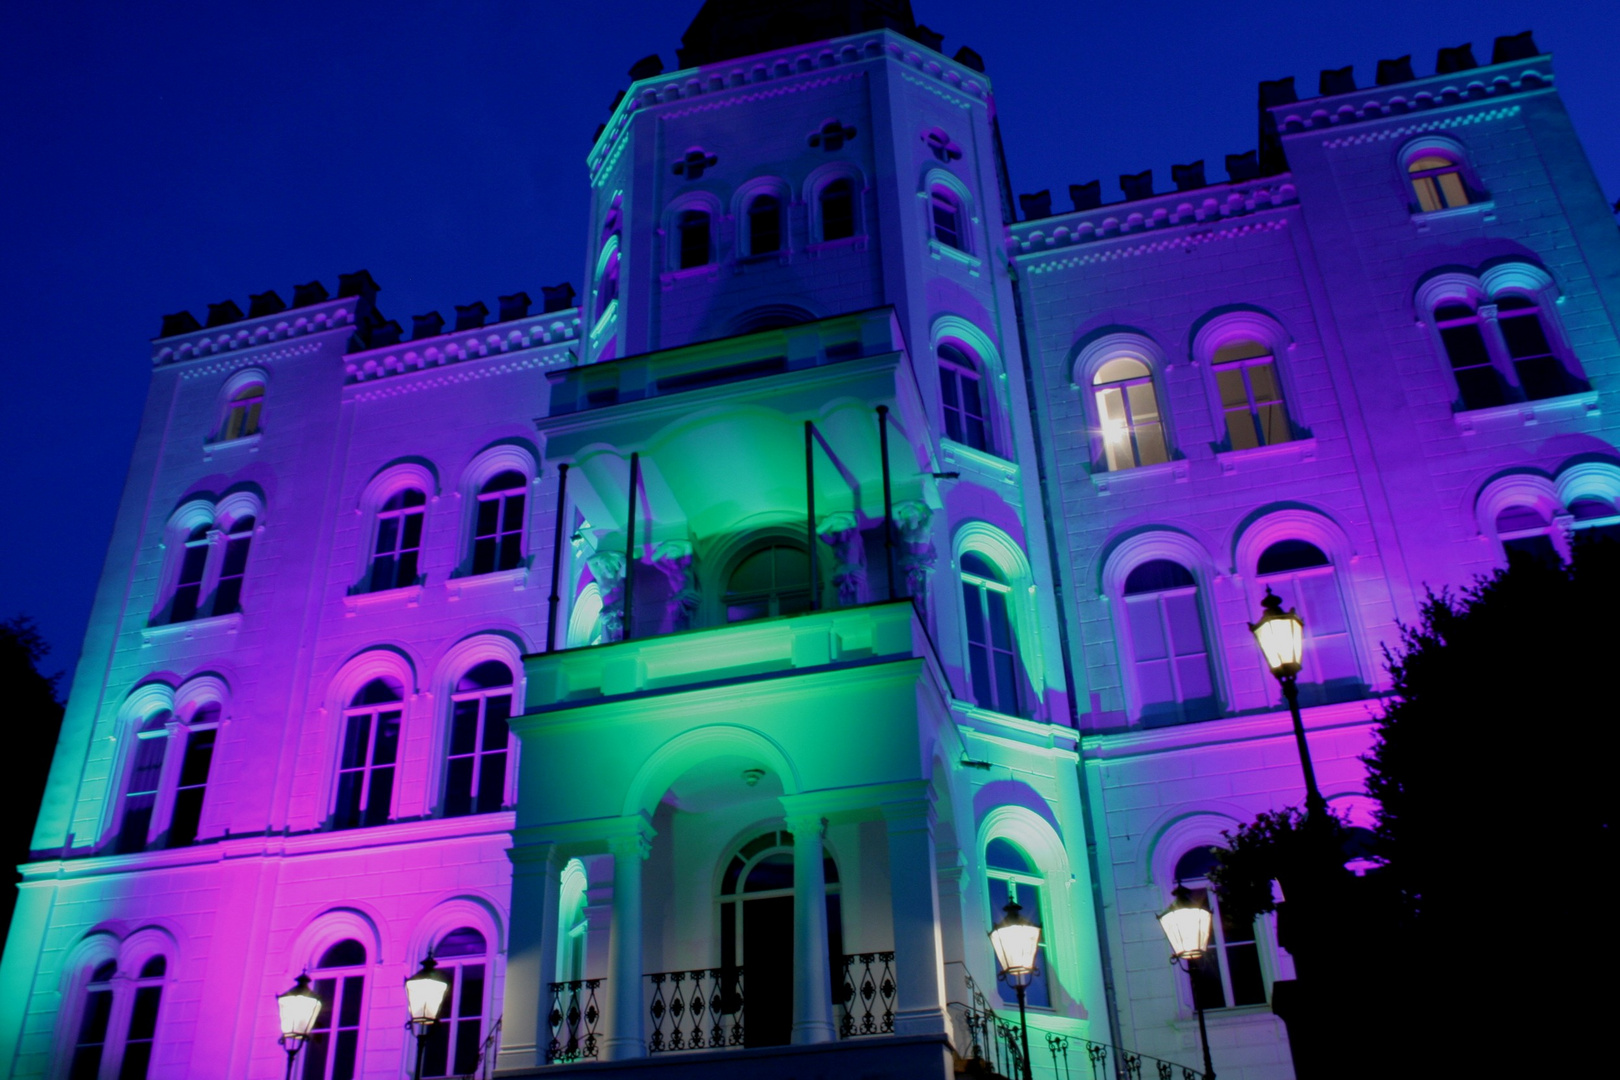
[5,0,1617,672]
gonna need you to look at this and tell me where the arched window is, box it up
[212,515,254,615]
[1434,300,1507,409]
[1422,266,1580,410]
[985,838,1051,1008]
[1495,294,1566,400]
[70,956,167,1080]
[221,380,265,441]
[598,245,620,311]
[938,343,991,452]
[305,940,367,1080]
[677,209,711,269]
[443,661,512,818]
[161,500,261,624]
[473,471,526,575]
[724,543,811,623]
[1121,560,1216,723]
[116,711,172,854]
[1495,505,1560,566]
[819,178,855,242]
[557,860,589,983]
[333,678,403,829]
[1407,153,1471,212]
[1254,541,1359,703]
[930,186,964,250]
[420,927,489,1079]
[718,829,841,1049]
[166,703,219,849]
[69,960,116,1078]
[1093,357,1167,471]
[370,489,426,592]
[170,524,212,623]
[1172,847,1265,1009]
[746,194,782,255]
[1212,340,1290,450]
[960,552,1020,716]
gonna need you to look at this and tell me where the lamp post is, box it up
[989,900,1040,1080]
[404,954,450,1080]
[1249,588,1328,819]
[276,974,322,1080]
[1157,884,1217,1080]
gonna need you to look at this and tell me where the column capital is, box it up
[605,815,654,859]
[783,812,828,839]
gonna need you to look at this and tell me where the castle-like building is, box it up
[6,2,1617,1078]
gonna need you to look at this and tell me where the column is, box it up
[786,813,838,1044]
[497,842,561,1070]
[603,831,650,1060]
[883,796,949,1036]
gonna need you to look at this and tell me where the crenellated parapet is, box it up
[1007,178,1297,259]
[152,295,359,365]
[343,309,580,384]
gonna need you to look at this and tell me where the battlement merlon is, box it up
[151,295,361,366]
[587,27,992,185]
[1006,176,1297,259]
[1265,52,1554,140]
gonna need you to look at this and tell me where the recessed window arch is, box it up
[723,540,813,623]
[1102,533,1223,725]
[459,446,536,577]
[61,930,176,1080]
[1418,264,1581,410]
[664,193,722,272]
[1074,333,1172,472]
[1398,136,1481,213]
[443,660,514,818]
[953,523,1043,718]
[333,675,405,830]
[215,368,267,442]
[983,837,1054,1007]
[357,462,437,593]
[976,805,1079,1013]
[1557,462,1620,546]
[157,494,263,625]
[805,165,863,244]
[937,343,993,453]
[731,178,791,258]
[928,183,966,251]
[557,859,590,983]
[1476,472,1567,567]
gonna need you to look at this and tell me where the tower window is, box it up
[1093,357,1168,470]
[115,712,171,854]
[170,525,212,623]
[166,711,218,849]
[222,381,264,441]
[747,194,782,255]
[1496,296,1566,400]
[333,678,403,829]
[677,209,711,269]
[960,552,1021,716]
[930,187,964,250]
[938,344,991,452]
[472,471,526,575]
[212,516,254,615]
[1434,302,1506,410]
[370,489,426,592]
[443,661,512,818]
[1212,341,1290,450]
[1407,154,1470,212]
[820,179,855,241]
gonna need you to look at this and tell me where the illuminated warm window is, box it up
[960,552,1020,716]
[985,839,1051,1008]
[1174,848,1266,1009]
[370,489,426,591]
[420,927,489,1078]
[819,178,855,241]
[443,661,512,818]
[1122,560,1216,723]
[222,382,264,441]
[677,209,711,269]
[1212,341,1290,450]
[725,544,811,622]
[305,940,367,1080]
[473,471,526,575]
[333,679,402,829]
[938,343,991,452]
[1407,154,1470,212]
[1093,357,1167,470]
[747,194,782,255]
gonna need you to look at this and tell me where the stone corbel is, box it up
[648,539,700,632]
[893,501,937,610]
[816,511,867,606]
[586,550,626,642]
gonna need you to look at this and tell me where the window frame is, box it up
[457,448,536,580]
[983,839,1054,1009]
[1397,137,1485,216]
[1417,265,1581,411]
[959,553,1022,717]
[442,661,515,818]
[57,932,176,1080]
[937,342,995,454]
[732,179,792,259]
[951,525,1044,719]
[1171,853,1269,1012]
[418,927,492,1079]
[156,497,262,625]
[302,939,369,1080]
[331,677,405,830]
[213,368,268,445]
[804,166,864,246]
[1091,355,1169,472]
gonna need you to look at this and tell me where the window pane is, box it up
[1436,171,1469,208]
[1133,420,1169,467]
[1500,311,1552,359]
[1215,367,1249,409]
[1412,175,1440,212]
[821,180,855,240]
[449,699,480,756]
[1225,408,1259,452]
[1225,941,1267,1005]
[748,197,781,254]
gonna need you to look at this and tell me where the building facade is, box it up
[5,4,1618,1079]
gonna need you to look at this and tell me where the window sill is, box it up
[1173,1003,1278,1027]
[940,438,1019,487]
[1215,436,1317,474]
[1411,199,1495,229]
[1090,458,1190,493]
[141,612,241,646]
[445,564,530,598]
[807,235,869,257]
[343,583,424,615]
[659,264,722,289]
[928,238,981,276]
[203,432,261,460]
[1453,389,1600,434]
[733,250,794,270]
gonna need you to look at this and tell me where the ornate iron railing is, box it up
[646,968,745,1053]
[546,980,601,1063]
[836,952,897,1038]
[460,1016,502,1079]
[952,972,1207,1080]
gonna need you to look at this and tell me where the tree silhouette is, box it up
[0,616,65,956]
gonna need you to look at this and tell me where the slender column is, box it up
[785,813,837,1044]
[805,421,820,610]
[497,843,561,1070]
[545,463,569,652]
[622,453,640,641]
[878,405,896,599]
[603,831,650,1060]
[882,796,948,1035]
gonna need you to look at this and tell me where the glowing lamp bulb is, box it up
[1249,588,1304,678]
[405,956,450,1031]
[277,974,322,1045]
[1158,884,1213,961]
[990,901,1042,989]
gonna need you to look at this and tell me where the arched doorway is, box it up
[718,829,842,1047]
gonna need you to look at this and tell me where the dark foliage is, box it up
[0,616,66,955]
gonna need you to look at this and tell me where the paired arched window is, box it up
[443,661,512,818]
[1406,153,1472,212]
[419,927,490,1078]
[819,178,856,242]
[1421,266,1579,409]
[1494,505,1560,566]
[1093,357,1168,471]
[113,689,222,854]
[1254,541,1359,703]
[115,711,171,855]
[1121,559,1216,723]
[304,940,367,1080]
[960,552,1019,716]
[69,955,167,1080]
[1212,340,1290,450]
[333,678,403,830]
[1172,847,1265,1009]
[472,471,526,575]
[370,488,426,592]
[938,343,992,452]
[1569,496,1620,546]
[161,503,258,623]
[676,209,712,269]
[929,185,965,250]
[745,193,783,255]
[724,543,812,623]
[219,378,265,442]
[985,839,1051,1007]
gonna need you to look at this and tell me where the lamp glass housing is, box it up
[990,901,1042,988]
[1158,887,1214,961]
[1250,590,1304,677]
[277,975,323,1043]
[405,958,450,1028]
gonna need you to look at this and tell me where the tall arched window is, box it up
[960,552,1019,716]
[333,678,403,830]
[557,860,589,983]
[930,186,964,250]
[1422,266,1580,410]
[819,178,855,241]
[473,471,526,575]
[212,516,254,615]
[1172,848,1265,1009]
[677,209,711,269]
[420,927,489,1079]
[221,380,265,441]
[370,489,426,592]
[746,194,782,255]
[166,703,219,849]
[161,501,261,624]
[1093,357,1168,470]
[985,839,1051,1008]
[1212,340,1290,450]
[1121,560,1216,723]
[724,543,811,623]
[1255,541,1359,703]
[305,940,367,1080]
[70,955,168,1080]
[938,343,991,452]
[69,960,116,1078]
[1495,505,1560,566]
[1495,295,1566,399]
[116,711,172,854]
[1406,153,1471,212]
[170,524,212,623]
[443,661,512,818]
[1434,300,1506,409]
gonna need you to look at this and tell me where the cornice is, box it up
[1080,699,1380,762]
[1017,214,1291,275]
[1318,104,1522,148]
[153,297,359,366]
[1268,56,1552,139]
[1009,180,1296,260]
[343,310,581,385]
[588,29,990,183]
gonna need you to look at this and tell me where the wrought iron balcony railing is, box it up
[647,968,745,1053]
[547,980,601,1064]
[835,952,896,1038]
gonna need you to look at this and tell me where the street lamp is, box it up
[404,954,450,1080]
[1249,588,1328,818]
[990,900,1039,1080]
[276,974,322,1080]
[1157,884,1217,1080]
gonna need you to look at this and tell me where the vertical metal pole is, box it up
[546,463,570,652]
[1194,996,1216,1080]
[413,1026,428,1080]
[877,405,896,600]
[1281,675,1328,818]
[1016,984,1033,1080]
[283,1047,297,1080]
[623,453,640,642]
[805,420,819,610]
